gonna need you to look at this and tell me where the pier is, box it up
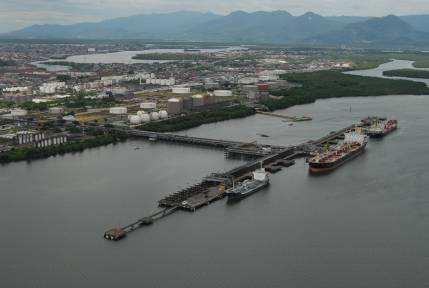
[256,110,313,122]
[104,124,356,241]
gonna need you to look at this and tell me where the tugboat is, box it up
[226,165,270,201]
[308,130,368,174]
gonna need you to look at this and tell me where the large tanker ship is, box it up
[308,131,368,174]
[366,119,398,138]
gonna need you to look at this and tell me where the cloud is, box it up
[1,0,429,32]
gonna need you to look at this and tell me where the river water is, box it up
[4,58,429,286]
[33,47,246,71]
[345,59,429,86]
[1,92,429,287]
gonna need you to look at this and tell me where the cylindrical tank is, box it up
[167,98,183,115]
[139,113,151,122]
[11,109,28,117]
[129,115,142,124]
[109,107,127,115]
[214,90,232,97]
[150,112,160,121]
[159,110,168,119]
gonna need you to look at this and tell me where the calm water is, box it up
[57,47,245,64]
[345,59,429,86]
[1,95,429,287]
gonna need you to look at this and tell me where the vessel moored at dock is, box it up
[308,131,368,174]
[366,119,398,138]
[226,167,270,201]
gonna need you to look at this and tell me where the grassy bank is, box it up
[141,105,255,132]
[263,70,429,111]
[0,133,126,164]
[383,69,429,79]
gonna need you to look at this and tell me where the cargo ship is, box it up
[367,119,398,138]
[226,167,269,201]
[308,131,368,174]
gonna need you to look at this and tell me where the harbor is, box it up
[2,94,426,288]
[104,123,358,241]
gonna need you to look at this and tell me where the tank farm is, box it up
[104,120,389,241]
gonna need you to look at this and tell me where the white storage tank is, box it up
[129,115,142,125]
[11,109,28,117]
[214,90,232,97]
[109,107,127,115]
[139,113,151,122]
[172,86,191,94]
[159,110,168,119]
[150,112,160,121]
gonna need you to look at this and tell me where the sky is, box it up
[1,0,429,33]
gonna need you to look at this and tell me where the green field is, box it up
[383,69,429,79]
[263,70,429,111]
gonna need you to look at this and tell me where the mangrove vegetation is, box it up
[141,105,255,132]
[263,70,429,111]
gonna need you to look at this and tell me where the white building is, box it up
[39,82,66,94]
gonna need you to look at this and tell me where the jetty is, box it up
[104,123,357,241]
[256,110,312,122]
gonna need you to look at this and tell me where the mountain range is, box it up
[3,11,429,47]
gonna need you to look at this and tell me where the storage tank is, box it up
[136,110,146,117]
[11,109,28,117]
[167,98,183,115]
[109,107,127,115]
[172,86,191,94]
[192,94,204,107]
[129,115,142,125]
[159,110,168,119]
[150,112,160,121]
[214,90,232,97]
[140,102,157,110]
[139,113,151,122]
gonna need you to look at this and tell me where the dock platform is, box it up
[104,123,361,241]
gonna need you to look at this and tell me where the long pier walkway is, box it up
[104,123,358,241]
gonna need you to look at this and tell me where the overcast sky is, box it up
[1,0,429,32]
